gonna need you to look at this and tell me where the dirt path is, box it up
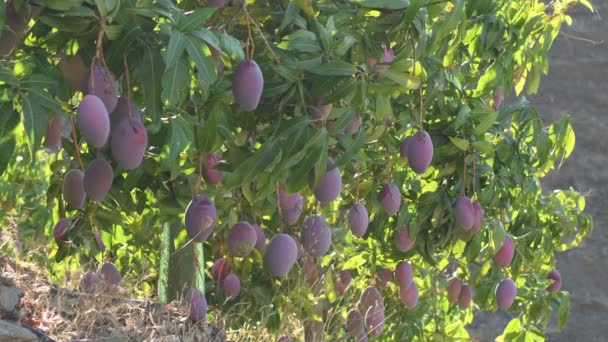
[470,3,608,341]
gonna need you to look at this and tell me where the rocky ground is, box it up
[471,2,608,341]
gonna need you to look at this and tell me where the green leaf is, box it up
[335,128,366,166]
[224,142,281,189]
[472,140,494,154]
[375,93,392,120]
[191,27,220,50]
[449,136,469,151]
[342,253,369,269]
[0,137,15,176]
[0,66,18,86]
[185,34,217,87]
[352,0,410,10]
[558,293,571,331]
[473,111,498,136]
[165,31,187,70]
[141,47,164,125]
[162,116,192,180]
[161,56,190,107]
[219,31,245,62]
[309,61,356,76]
[433,0,465,50]
[178,8,216,32]
[158,222,171,304]
[311,129,329,189]
[21,93,48,158]
[454,105,469,130]
[38,15,90,33]
[496,317,523,342]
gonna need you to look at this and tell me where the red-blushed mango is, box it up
[184,195,217,242]
[394,226,415,252]
[278,190,303,225]
[265,233,298,277]
[252,224,266,250]
[211,258,230,283]
[222,273,241,299]
[309,157,342,204]
[78,95,110,148]
[233,59,264,111]
[496,278,517,310]
[471,201,484,233]
[202,153,223,185]
[185,287,207,322]
[44,113,63,151]
[400,282,419,308]
[359,286,385,337]
[111,119,148,170]
[99,262,121,291]
[86,62,119,113]
[348,203,369,237]
[399,137,410,160]
[62,169,86,209]
[380,48,395,63]
[458,284,472,310]
[337,270,353,295]
[301,256,318,285]
[83,158,113,202]
[345,114,362,135]
[79,272,102,294]
[546,270,562,292]
[380,182,401,216]
[53,218,71,245]
[458,225,475,242]
[208,0,226,7]
[93,231,105,252]
[301,215,332,257]
[395,261,413,288]
[339,270,352,286]
[227,221,257,257]
[407,130,433,174]
[447,278,462,304]
[58,53,87,92]
[311,95,333,120]
[110,97,142,130]
[376,267,393,288]
[346,308,365,338]
[494,235,515,267]
[455,195,474,230]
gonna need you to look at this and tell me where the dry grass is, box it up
[0,255,226,342]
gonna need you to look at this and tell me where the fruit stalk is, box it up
[69,116,85,171]
[243,3,280,63]
[122,53,133,122]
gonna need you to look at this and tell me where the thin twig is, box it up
[560,31,605,46]
[276,183,284,233]
[355,163,361,201]
[69,117,85,171]
[243,5,280,63]
[461,158,466,196]
[123,53,133,122]
[473,160,476,195]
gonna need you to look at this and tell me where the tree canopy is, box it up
[0,0,594,340]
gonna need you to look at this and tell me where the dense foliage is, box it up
[0,0,594,340]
